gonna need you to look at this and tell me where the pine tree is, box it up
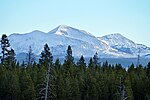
[19,69,36,100]
[54,73,64,99]
[7,48,16,67]
[64,45,74,64]
[39,43,53,66]
[88,58,94,69]
[28,62,38,87]
[63,45,75,76]
[147,62,150,77]
[0,34,10,65]
[88,58,95,76]
[77,55,86,72]
[124,76,134,100]
[36,66,46,99]
[54,58,61,70]
[26,46,35,66]
[70,77,80,100]
[128,63,135,73]
[93,52,99,68]
[0,66,8,99]
[88,76,98,100]
[7,70,21,100]
[38,43,53,100]
[62,45,79,99]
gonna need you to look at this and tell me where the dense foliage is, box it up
[0,35,150,100]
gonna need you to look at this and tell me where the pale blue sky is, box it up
[0,0,150,46]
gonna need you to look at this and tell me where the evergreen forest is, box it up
[0,34,150,100]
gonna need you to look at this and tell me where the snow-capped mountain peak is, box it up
[49,25,70,36]
[48,25,95,38]
[100,33,136,47]
[1,25,150,59]
[98,33,150,57]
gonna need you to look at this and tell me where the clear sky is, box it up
[0,0,150,46]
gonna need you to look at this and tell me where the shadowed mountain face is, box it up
[2,25,150,58]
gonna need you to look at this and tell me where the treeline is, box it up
[0,34,150,100]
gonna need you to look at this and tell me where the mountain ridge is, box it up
[3,25,150,58]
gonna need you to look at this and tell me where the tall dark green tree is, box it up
[147,62,150,77]
[64,45,74,64]
[63,45,75,75]
[7,70,20,100]
[39,43,53,66]
[88,58,95,76]
[77,55,86,72]
[54,58,61,70]
[0,66,8,99]
[38,43,53,100]
[7,48,16,67]
[0,34,10,65]
[88,58,94,69]
[93,52,99,68]
[128,63,135,73]
[19,69,36,100]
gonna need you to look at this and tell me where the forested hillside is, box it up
[0,34,150,100]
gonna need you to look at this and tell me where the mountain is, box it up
[1,25,150,59]
[8,25,108,57]
[98,33,150,57]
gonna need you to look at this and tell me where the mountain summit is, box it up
[49,25,71,35]
[49,25,95,39]
[4,25,150,58]
[99,33,150,56]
